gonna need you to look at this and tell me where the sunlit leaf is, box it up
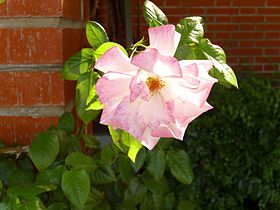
[86,21,109,49]
[61,48,94,81]
[143,0,168,27]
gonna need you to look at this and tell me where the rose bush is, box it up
[0,1,238,209]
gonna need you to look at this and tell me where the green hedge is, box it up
[184,76,280,210]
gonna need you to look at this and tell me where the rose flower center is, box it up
[146,76,165,95]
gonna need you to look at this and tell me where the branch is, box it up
[0,146,29,156]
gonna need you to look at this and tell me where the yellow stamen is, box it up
[146,76,165,95]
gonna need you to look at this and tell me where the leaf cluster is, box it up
[184,76,280,210]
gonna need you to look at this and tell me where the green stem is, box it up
[77,123,86,140]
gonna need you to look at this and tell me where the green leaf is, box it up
[29,131,60,171]
[61,48,94,81]
[119,154,133,183]
[94,42,128,61]
[57,132,82,158]
[164,192,176,210]
[143,0,168,27]
[65,152,97,173]
[83,189,103,209]
[124,177,147,205]
[131,147,146,173]
[174,42,198,60]
[0,159,17,185]
[86,84,104,111]
[13,197,46,210]
[76,72,101,124]
[91,164,117,184]
[0,202,11,210]
[61,169,90,209]
[199,38,238,88]
[8,169,34,186]
[147,149,166,180]
[109,127,143,162]
[47,202,68,210]
[166,149,194,184]
[8,183,56,199]
[58,112,75,134]
[0,0,6,4]
[82,134,100,149]
[86,21,109,49]
[100,144,119,164]
[36,165,65,186]
[140,192,164,210]
[142,175,169,195]
[176,17,204,45]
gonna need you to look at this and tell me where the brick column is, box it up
[0,0,89,145]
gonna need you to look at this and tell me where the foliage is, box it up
[184,76,280,210]
[0,1,239,209]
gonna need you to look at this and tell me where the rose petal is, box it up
[95,46,138,74]
[148,25,181,56]
[137,95,174,129]
[131,48,159,72]
[153,55,182,77]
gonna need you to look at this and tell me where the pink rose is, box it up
[95,25,217,149]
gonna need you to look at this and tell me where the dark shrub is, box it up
[185,76,280,210]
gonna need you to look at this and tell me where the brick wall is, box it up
[0,0,89,145]
[131,0,280,74]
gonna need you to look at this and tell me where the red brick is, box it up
[215,16,231,22]
[232,0,264,6]
[0,116,14,144]
[232,32,263,39]
[207,8,238,15]
[267,0,280,6]
[216,0,231,6]
[232,16,264,23]
[0,72,18,105]
[215,32,231,39]
[162,7,188,16]
[239,40,256,47]
[239,8,256,14]
[256,40,280,47]
[50,72,65,105]
[182,0,215,6]
[264,49,279,55]
[231,48,262,56]
[0,29,8,63]
[9,28,63,64]
[206,24,238,31]
[257,8,280,15]
[15,72,50,105]
[14,116,59,145]
[9,0,62,17]
[266,16,280,22]
[189,8,206,15]
[256,24,280,31]
[265,32,280,39]
[165,0,182,6]
[63,0,82,21]
[256,56,280,63]
[63,29,87,61]
[239,24,256,30]
[263,64,279,71]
